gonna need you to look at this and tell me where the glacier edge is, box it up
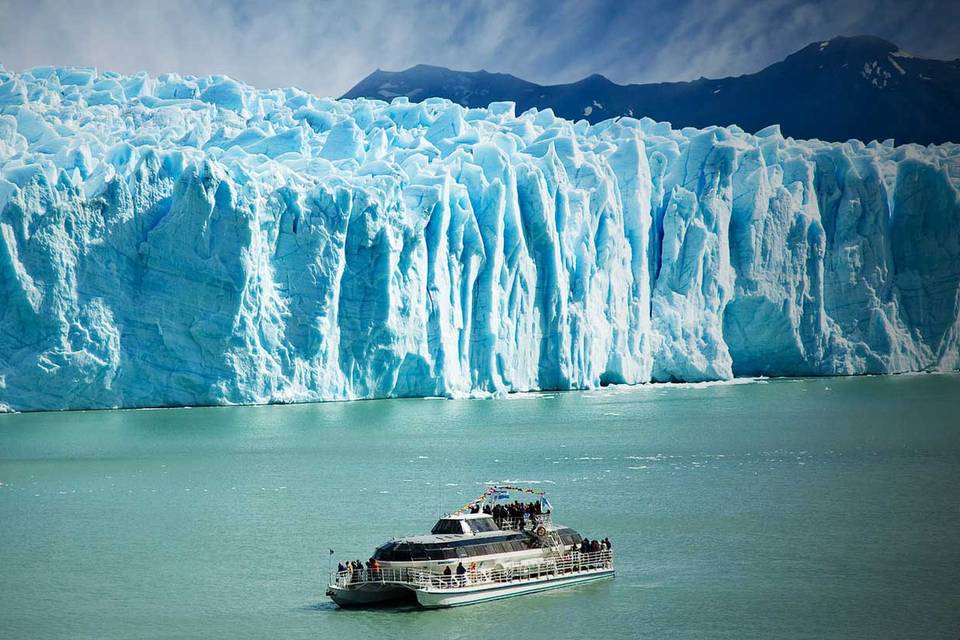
[0,66,958,411]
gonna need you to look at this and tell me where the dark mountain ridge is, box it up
[343,36,960,145]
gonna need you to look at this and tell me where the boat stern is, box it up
[326,582,415,608]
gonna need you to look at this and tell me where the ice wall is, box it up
[1,66,958,411]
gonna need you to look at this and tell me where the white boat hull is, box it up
[414,566,614,608]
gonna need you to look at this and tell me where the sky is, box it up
[1,0,958,97]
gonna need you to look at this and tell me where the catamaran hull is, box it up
[326,583,413,607]
[414,567,614,608]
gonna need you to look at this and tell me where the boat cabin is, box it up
[430,513,499,535]
[372,512,584,563]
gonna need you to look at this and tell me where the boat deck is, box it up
[327,550,614,608]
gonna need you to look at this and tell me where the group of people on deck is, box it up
[337,558,380,582]
[564,537,613,572]
[577,537,612,555]
[469,499,549,529]
[441,562,468,586]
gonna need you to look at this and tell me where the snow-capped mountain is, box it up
[0,64,958,411]
[343,36,960,146]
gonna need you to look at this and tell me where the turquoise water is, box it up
[1,375,959,639]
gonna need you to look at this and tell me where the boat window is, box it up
[420,544,458,561]
[467,518,498,533]
[557,528,583,546]
[431,519,468,535]
[389,543,412,562]
[410,545,430,561]
[373,542,396,561]
[446,533,524,548]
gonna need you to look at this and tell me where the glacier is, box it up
[0,65,958,411]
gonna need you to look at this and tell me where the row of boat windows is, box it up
[373,530,583,562]
[431,518,499,534]
[397,540,531,561]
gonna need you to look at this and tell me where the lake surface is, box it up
[1,375,959,639]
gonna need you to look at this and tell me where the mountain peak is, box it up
[405,63,451,73]
[828,34,898,49]
[799,35,899,60]
[576,73,615,87]
[342,35,959,144]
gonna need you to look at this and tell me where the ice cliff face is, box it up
[1,66,958,411]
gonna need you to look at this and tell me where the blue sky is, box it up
[1,0,957,96]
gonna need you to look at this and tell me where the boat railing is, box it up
[329,550,613,591]
[493,512,552,532]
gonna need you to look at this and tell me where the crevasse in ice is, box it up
[1,66,958,410]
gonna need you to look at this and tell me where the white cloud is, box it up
[0,0,956,96]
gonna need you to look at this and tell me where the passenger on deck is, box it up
[456,561,467,586]
[351,560,361,582]
[337,562,346,573]
[574,540,586,569]
[442,565,452,586]
[489,498,550,529]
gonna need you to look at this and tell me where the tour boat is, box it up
[326,485,614,609]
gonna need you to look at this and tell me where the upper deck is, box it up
[372,512,576,562]
[426,511,552,536]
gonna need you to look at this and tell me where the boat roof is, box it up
[441,512,495,520]
[392,521,565,545]
[397,529,524,545]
